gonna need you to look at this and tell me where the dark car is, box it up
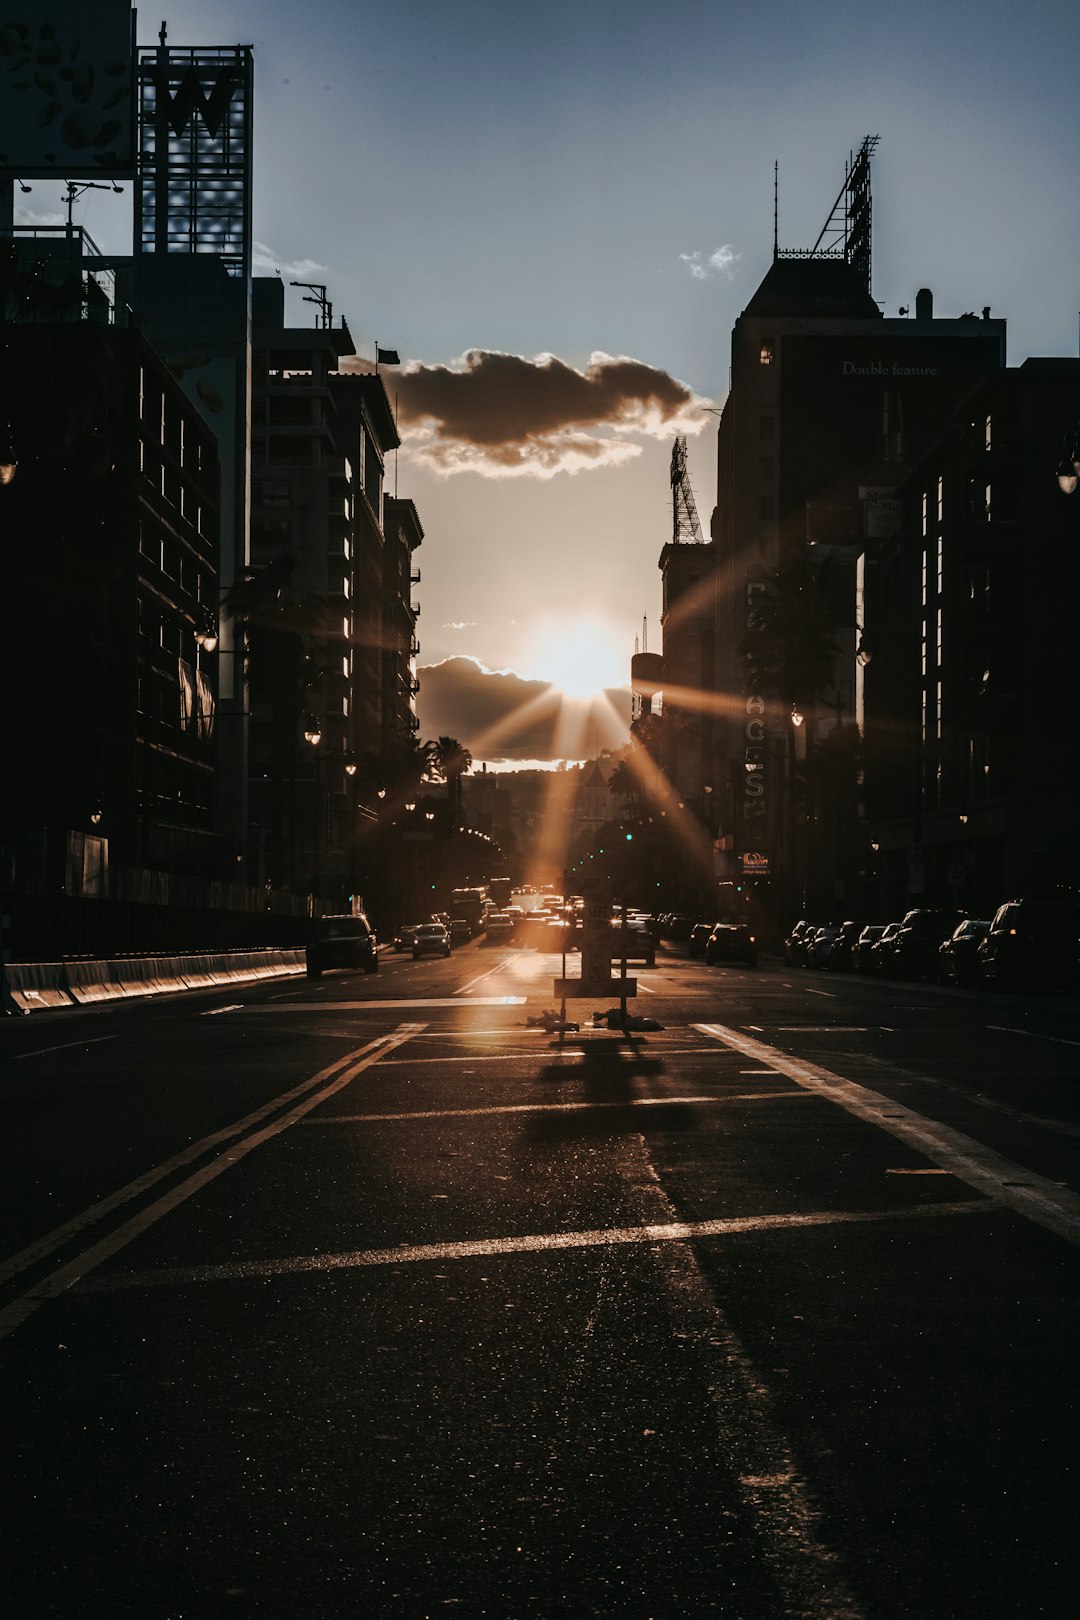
[977,898,1080,993]
[869,921,902,975]
[851,923,885,973]
[938,918,990,987]
[783,920,813,965]
[611,919,656,967]
[688,922,714,957]
[448,918,472,947]
[306,914,378,978]
[828,919,868,972]
[892,908,968,981]
[705,923,757,967]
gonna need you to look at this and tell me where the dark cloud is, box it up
[342,349,709,477]
[416,656,631,763]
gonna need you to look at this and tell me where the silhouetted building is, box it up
[710,257,1006,916]
[863,357,1080,914]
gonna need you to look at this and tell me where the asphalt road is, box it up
[3,941,1079,1618]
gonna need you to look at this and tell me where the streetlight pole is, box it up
[303,717,322,906]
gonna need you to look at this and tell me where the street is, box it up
[3,941,1080,1619]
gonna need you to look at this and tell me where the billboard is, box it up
[0,1,135,178]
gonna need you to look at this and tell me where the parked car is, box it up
[977,897,1080,993]
[448,918,472,947]
[938,919,990,987]
[869,921,902,975]
[783,920,813,965]
[484,912,516,944]
[827,919,867,971]
[805,924,843,968]
[306,913,378,978]
[688,922,714,957]
[851,924,885,973]
[891,908,968,981]
[413,922,452,959]
[705,923,757,967]
[610,919,656,967]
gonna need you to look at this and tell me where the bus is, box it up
[487,876,513,911]
[449,887,487,937]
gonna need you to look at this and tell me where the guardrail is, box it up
[3,949,306,1015]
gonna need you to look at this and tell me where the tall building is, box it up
[863,358,1080,915]
[707,141,1006,919]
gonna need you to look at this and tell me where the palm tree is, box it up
[429,735,473,818]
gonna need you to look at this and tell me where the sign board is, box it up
[0,1,136,178]
[555,975,637,1000]
[741,851,770,876]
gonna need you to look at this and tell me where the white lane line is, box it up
[804,988,837,998]
[0,1027,423,1304]
[776,1026,871,1033]
[10,1035,119,1061]
[301,1092,814,1125]
[986,1025,1080,1049]
[373,1047,720,1065]
[695,1022,1080,1248]
[0,1023,427,1342]
[77,1201,989,1292]
[202,1004,244,1015]
[455,961,514,995]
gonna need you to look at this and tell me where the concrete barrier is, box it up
[4,961,74,1013]
[66,958,127,1004]
[11,949,306,1011]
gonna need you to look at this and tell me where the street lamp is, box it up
[1056,425,1080,495]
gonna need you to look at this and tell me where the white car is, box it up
[484,912,516,944]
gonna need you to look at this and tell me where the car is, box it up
[977,897,1080,993]
[851,924,885,973]
[610,919,655,967]
[938,918,990,987]
[705,922,757,967]
[805,924,842,968]
[688,922,714,957]
[869,921,902,975]
[484,911,516,944]
[448,918,472,947]
[413,922,452,958]
[783,920,813,965]
[827,919,867,972]
[891,908,968,981]
[306,913,378,978]
[393,924,422,952]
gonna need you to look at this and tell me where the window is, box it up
[760,416,775,441]
[759,341,774,365]
[759,494,776,521]
[921,491,928,538]
[984,414,992,452]
[759,456,775,479]
[936,475,944,523]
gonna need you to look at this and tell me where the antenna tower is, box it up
[775,135,880,293]
[670,436,703,544]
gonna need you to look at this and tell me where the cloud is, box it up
[680,244,741,282]
[416,656,631,763]
[342,349,711,479]
[251,241,329,280]
[442,621,477,630]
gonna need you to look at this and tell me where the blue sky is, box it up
[22,0,1080,762]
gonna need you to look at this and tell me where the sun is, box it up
[519,618,630,703]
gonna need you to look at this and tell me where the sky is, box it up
[18,0,1080,767]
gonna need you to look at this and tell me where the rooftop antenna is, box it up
[290,280,332,329]
[670,436,703,544]
[773,160,779,262]
[775,136,879,293]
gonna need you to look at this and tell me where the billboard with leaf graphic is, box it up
[0,2,135,178]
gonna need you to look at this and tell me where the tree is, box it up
[606,758,639,810]
[428,735,473,817]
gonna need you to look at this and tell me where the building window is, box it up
[984,484,992,521]
[759,494,776,521]
[759,341,774,365]
[759,456,775,479]
[985,414,992,452]
[760,416,775,440]
[936,475,944,523]
[921,491,928,538]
